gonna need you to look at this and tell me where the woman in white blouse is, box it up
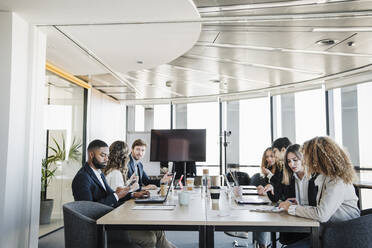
[103,141,139,193]
[280,136,360,248]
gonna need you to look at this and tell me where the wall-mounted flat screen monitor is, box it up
[150,129,206,162]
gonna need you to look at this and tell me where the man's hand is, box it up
[115,187,130,199]
[143,184,157,190]
[132,190,150,199]
[263,184,274,194]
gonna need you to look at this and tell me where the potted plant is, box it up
[40,136,82,224]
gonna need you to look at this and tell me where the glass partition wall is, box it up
[39,72,84,236]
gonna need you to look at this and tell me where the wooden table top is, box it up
[97,188,319,228]
[97,189,206,225]
[205,192,319,227]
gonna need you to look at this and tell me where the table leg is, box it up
[97,225,106,248]
[206,226,215,248]
[199,225,206,248]
[271,232,277,248]
[311,227,320,248]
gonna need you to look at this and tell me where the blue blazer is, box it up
[72,163,126,207]
[127,154,160,187]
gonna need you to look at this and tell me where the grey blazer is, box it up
[294,174,360,223]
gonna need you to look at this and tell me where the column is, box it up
[0,12,46,248]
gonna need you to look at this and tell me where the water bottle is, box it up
[202,169,209,197]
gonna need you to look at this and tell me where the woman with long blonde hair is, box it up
[280,137,360,248]
[256,147,276,195]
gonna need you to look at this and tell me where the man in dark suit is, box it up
[127,139,172,190]
[72,139,175,248]
[72,139,132,207]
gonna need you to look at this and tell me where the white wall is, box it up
[88,88,126,146]
[0,12,46,248]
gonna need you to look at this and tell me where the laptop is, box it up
[242,189,259,195]
[235,196,271,205]
[135,173,176,204]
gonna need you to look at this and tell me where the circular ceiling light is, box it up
[315,39,336,46]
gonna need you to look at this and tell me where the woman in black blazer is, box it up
[268,144,318,245]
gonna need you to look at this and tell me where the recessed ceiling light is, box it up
[316,39,335,46]
[210,79,221,83]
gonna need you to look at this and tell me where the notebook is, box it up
[135,173,176,204]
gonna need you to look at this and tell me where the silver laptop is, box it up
[135,173,176,204]
[235,196,271,205]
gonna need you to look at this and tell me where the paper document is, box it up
[250,206,284,213]
[132,205,176,210]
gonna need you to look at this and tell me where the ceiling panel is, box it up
[198,1,372,17]
[34,0,372,101]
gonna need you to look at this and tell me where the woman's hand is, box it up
[263,168,270,176]
[257,185,265,196]
[263,184,274,195]
[279,198,297,211]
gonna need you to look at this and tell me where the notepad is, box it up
[250,206,284,213]
[132,205,176,210]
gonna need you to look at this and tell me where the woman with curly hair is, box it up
[280,136,360,248]
[103,141,149,199]
[103,140,132,190]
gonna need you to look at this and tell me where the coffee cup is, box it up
[160,182,167,197]
[210,186,220,200]
[210,175,223,187]
[186,177,194,191]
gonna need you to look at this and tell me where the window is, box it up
[187,102,219,166]
[294,89,326,144]
[135,105,144,131]
[357,82,372,168]
[239,97,271,166]
[154,104,170,129]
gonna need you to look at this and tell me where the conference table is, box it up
[97,188,320,248]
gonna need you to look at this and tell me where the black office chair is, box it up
[63,201,139,248]
[321,208,372,248]
[227,171,250,185]
[250,173,267,187]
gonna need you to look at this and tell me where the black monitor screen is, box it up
[150,129,206,162]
